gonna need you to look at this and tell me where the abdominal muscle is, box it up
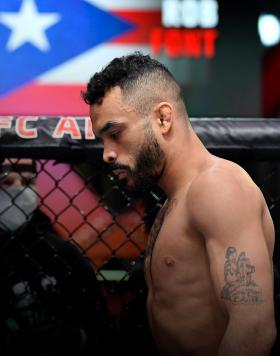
[145,246,227,356]
[147,282,227,356]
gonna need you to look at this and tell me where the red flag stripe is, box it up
[110,10,161,44]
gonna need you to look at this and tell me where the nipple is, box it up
[164,256,175,267]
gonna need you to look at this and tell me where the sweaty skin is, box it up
[145,158,275,356]
[90,86,276,356]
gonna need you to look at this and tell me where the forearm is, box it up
[217,321,276,356]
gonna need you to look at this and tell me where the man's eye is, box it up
[109,131,120,139]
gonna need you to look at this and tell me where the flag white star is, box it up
[0,0,60,52]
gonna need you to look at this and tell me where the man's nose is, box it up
[103,148,117,163]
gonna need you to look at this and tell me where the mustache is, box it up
[109,163,132,173]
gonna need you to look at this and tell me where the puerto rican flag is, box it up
[0,0,161,116]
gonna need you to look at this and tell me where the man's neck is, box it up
[158,130,212,198]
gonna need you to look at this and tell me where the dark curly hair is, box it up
[82,52,186,116]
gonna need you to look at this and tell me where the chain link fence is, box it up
[0,118,280,355]
[0,157,164,355]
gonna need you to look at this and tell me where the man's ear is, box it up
[154,102,173,134]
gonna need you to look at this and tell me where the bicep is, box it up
[206,225,273,311]
[189,177,274,319]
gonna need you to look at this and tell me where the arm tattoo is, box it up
[221,246,263,304]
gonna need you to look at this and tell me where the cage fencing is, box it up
[0,117,279,355]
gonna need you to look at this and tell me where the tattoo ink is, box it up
[145,199,175,278]
[221,246,263,304]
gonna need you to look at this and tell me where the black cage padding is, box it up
[0,117,280,161]
[193,119,280,161]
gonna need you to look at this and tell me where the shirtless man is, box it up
[82,53,276,355]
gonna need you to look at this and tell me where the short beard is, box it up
[109,124,165,194]
[130,124,165,192]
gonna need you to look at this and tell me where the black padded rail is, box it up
[0,117,280,161]
[192,118,280,161]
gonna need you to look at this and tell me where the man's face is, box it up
[0,158,38,233]
[90,87,165,192]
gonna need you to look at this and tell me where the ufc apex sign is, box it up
[162,0,219,28]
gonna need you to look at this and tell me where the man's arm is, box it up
[188,168,276,356]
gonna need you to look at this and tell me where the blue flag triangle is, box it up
[0,0,134,97]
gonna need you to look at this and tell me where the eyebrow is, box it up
[98,121,123,137]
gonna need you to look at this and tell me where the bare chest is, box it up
[145,200,173,262]
[144,199,205,289]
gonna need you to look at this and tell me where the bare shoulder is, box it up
[186,157,266,230]
[187,157,263,202]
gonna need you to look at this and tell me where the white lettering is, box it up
[16,117,38,139]
[0,117,12,129]
[162,0,219,28]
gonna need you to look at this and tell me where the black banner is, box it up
[1,117,280,162]
[0,116,103,163]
